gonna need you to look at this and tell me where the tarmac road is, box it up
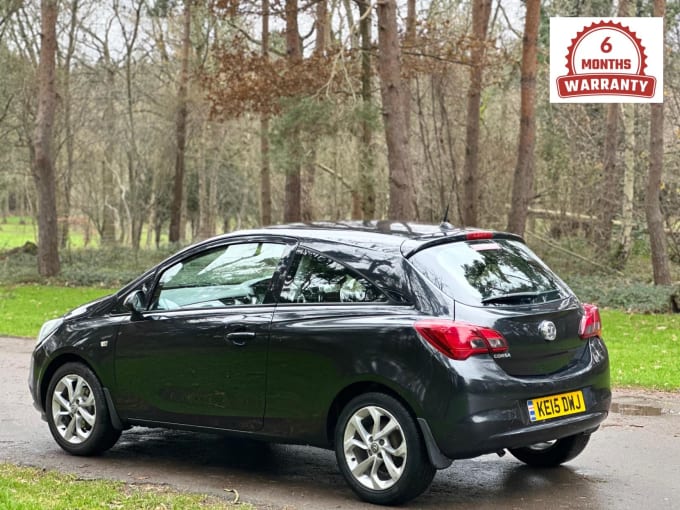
[2,336,679,509]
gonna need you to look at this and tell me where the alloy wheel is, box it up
[51,374,96,444]
[342,405,407,490]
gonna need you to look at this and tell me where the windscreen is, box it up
[410,239,569,306]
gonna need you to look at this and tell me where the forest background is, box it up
[0,0,679,309]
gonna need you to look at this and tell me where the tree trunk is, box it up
[403,0,415,135]
[357,0,375,220]
[101,66,117,245]
[301,156,316,222]
[300,0,328,222]
[169,0,191,242]
[599,0,629,252]
[260,117,272,225]
[283,0,302,223]
[32,0,60,276]
[599,103,620,248]
[197,140,211,240]
[59,0,79,250]
[461,0,492,227]
[377,0,415,220]
[315,0,328,54]
[646,0,671,285]
[614,103,636,268]
[507,0,540,237]
[260,0,271,225]
[342,0,358,50]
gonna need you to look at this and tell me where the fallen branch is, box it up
[525,230,625,277]
[224,487,239,504]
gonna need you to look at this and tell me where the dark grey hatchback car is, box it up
[29,222,610,505]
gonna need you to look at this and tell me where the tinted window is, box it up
[279,250,387,304]
[151,242,285,310]
[410,239,568,306]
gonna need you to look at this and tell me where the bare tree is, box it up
[169,0,192,243]
[614,101,639,267]
[507,0,540,236]
[32,0,60,276]
[357,0,375,220]
[377,0,415,220]
[301,0,328,222]
[461,0,492,227]
[57,0,80,249]
[259,0,271,225]
[646,0,671,285]
[599,0,630,252]
[283,0,302,223]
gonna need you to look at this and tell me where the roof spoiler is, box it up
[401,231,525,258]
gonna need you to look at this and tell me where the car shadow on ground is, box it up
[96,427,599,509]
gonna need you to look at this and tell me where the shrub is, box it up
[566,276,676,314]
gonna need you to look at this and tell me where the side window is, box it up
[151,242,285,311]
[279,250,387,304]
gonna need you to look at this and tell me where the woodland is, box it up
[0,0,678,286]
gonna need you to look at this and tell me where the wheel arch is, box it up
[40,353,98,412]
[325,381,421,446]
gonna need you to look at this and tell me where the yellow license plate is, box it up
[527,390,586,422]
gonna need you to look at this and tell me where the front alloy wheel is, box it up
[52,374,97,444]
[46,363,121,456]
[335,392,436,505]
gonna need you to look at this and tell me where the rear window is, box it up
[410,239,569,306]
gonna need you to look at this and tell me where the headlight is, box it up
[37,318,63,345]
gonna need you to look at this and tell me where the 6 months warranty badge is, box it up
[550,17,663,103]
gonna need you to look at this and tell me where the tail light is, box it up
[414,319,508,360]
[579,304,602,339]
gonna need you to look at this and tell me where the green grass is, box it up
[0,216,94,250]
[0,285,117,338]
[0,216,37,249]
[0,464,250,510]
[602,310,680,390]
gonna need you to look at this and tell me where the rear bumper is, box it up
[426,338,611,460]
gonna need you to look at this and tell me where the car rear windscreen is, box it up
[409,239,569,306]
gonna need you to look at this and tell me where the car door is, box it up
[114,238,294,432]
[265,247,415,440]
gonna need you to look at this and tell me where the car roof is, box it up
[239,221,524,257]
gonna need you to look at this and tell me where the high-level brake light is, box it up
[414,319,508,360]
[465,231,494,240]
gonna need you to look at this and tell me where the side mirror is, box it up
[123,290,145,318]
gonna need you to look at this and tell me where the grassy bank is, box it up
[602,310,680,389]
[0,464,249,509]
[0,285,117,338]
[0,216,91,250]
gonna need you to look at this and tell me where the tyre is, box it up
[334,392,436,505]
[46,362,121,456]
[509,433,591,467]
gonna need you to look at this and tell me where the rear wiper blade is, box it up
[481,290,558,304]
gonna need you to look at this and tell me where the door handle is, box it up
[226,331,255,346]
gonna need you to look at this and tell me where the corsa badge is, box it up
[550,17,663,103]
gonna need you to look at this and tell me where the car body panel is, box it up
[114,306,275,431]
[263,304,452,444]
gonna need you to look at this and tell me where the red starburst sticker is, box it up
[550,18,663,103]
